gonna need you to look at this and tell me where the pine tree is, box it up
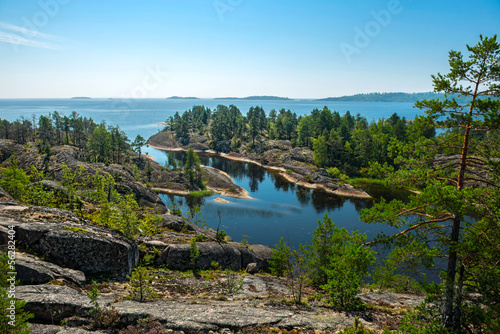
[361,35,500,332]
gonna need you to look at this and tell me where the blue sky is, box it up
[0,0,498,98]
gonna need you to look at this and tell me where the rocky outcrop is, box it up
[19,280,422,333]
[159,241,272,272]
[0,185,16,204]
[0,140,168,212]
[0,204,139,276]
[15,252,86,286]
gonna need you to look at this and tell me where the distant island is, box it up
[167,96,200,100]
[71,97,92,99]
[317,92,449,103]
[215,96,293,101]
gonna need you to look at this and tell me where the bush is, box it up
[303,213,375,310]
[326,167,349,181]
[190,239,200,269]
[127,267,157,302]
[85,280,119,329]
[269,237,292,277]
[0,157,30,202]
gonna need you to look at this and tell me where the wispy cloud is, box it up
[0,21,67,50]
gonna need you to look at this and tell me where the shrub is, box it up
[0,157,30,202]
[189,239,200,269]
[222,269,243,295]
[326,167,349,181]
[269,237,292,277]
[215,230,227,242]
[127,267,157,302]
[303,213,375,310]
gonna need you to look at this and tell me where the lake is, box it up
[0,98,419,248]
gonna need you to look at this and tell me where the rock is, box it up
[246,262,260,274]
[161,242,241,271]
[159,242,272,271]
[188,142,210,151]
[38,180,67,194]
[214,140,231,153]
[264,140,293,151]
[18,284,94,324]
[147,131,182,149]
[15,253,86,286]
[18,283,369,332]
[0,142,169,213]
[235,243,273,272]
[0,186,16,204]
[1,207,139,275]
[161,214,195,232]
[316,168,330,177]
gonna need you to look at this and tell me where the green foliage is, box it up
[131,134,146,160]
[188,190,214,197]
[0,253,33,334]
[312,135,328,167]
[194,234,207,242]
[183,147,203,188]
[62,226,90,234]
[189,239,200,269]
[215,229,227,242]
[338,317,374,334]
[210,261,219,270]
[167,151,178,170]
[303,213,374,310]
[127,267,157,302]
[85,280,119,329]
[60,162,86,210]
[326,167,349,181]
[0,157,30,202]
[362,35,500,332]
[222,269,243,295]
[269,237,292,277]
[360,161,394,179]
[86,280,101,314]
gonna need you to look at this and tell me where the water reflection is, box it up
[159,150,400,248]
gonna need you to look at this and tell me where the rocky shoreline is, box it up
[147,132,371,199]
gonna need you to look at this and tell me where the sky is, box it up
[0,0,499,99]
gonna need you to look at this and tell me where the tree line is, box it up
[167,103,437,177]
[0,111,131,164]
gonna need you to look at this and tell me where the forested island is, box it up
[318,92,474,103]
[167,96,200,100]
[0,36,499,334]
[214,95,292,101]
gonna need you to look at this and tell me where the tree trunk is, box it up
[443,215,461,328]
[443,76,479,330]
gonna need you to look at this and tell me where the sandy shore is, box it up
[148,143,372,199]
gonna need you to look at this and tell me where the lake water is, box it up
[0,98,419,248]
